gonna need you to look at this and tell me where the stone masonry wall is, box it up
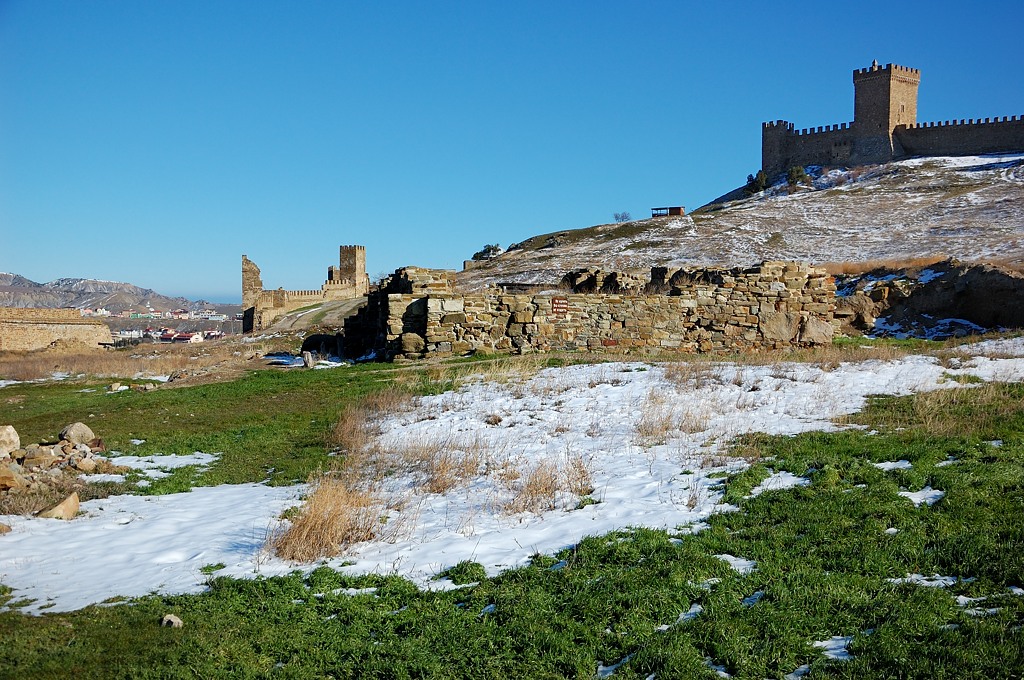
[0,307,113,351]
[347,262,836,360]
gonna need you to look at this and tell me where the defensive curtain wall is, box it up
[0,307,113,352]
[242,246,369,332]
[344,262,836,361]
[762,61,1024,177]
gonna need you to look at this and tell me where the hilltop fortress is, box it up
[762,61,1024,177]
[242,246,369,332]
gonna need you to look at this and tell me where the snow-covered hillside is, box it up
[458,153,1024,289]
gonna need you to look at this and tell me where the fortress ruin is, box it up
[762,60,1024,177]
[0,307,113,351]
[242,246,369,332]
[344,262,837,360]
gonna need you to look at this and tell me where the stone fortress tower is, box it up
[762,60,1024,177]
[242,245,370,332]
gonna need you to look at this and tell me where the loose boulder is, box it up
[0,425,19,457]
[759,312,802,342]
[37,492,80,520]
[0,466,27,491]
[400,333,426,354]
[799,316,835,345]
[59,423,96,446]
[160,614,184,628]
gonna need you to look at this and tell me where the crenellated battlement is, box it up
[854,62,920,78]
[906,115,1022,129]
[761,61,1024,177]
[793,122,853,136]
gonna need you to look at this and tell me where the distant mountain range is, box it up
[0,274,233,314]
[457,153,1024,288]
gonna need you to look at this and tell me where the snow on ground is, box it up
[6,341,1024,613]
[0,484,303,613]
[899,486,945,507]
[813,635,855,661]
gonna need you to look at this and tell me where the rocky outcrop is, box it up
[0,424,129,512]
[834,259,1024,338]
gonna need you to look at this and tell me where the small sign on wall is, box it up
[551,296,569,319]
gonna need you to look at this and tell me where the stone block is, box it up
[400,333,426,353]
[0,426,18,457]
[799,316,835,345]
[759,311,801,342]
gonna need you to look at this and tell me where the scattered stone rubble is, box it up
[0,422,128,522]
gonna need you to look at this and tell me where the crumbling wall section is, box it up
[348,262,836,360]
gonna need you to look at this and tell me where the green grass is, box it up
[1,363,410,488]
[2,375,1024,677]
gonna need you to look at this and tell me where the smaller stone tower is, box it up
[851,60,920,164]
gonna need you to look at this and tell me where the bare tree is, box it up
[613,212,631,223]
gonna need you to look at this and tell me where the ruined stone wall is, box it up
[0,307,113,351]
[242,247,371,332]
[348,263,836,360]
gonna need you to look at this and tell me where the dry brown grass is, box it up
[817,255,947,277]
[663,360,720,389]
[563,452,594,496]
[403,434,484,494]
[0,473,128,516]
[272,472,383,562]
[635,392,678,446]
[0,340,255,382]
[504,460,560,514]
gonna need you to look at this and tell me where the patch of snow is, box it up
[784,665,811,680]
[656,603,703,631]
[813,635,854,660]
[0,483,304,614]
[703,658,731,678]
[80,473,126,484]
[888,573,960,588]
[748,471,809,497]
[884,527,900,535]
[964,607,1001,617]
[597,653,634,678]
[110,451,219,474]
[715,554,756,574]
[917,268,943,284]
[741,590,765,607]
[935,458,958,467]
[873,460,913,471]
[899,486,945,507]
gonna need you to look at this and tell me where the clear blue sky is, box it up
[3,1,1023,302]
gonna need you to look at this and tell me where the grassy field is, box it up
[2,353,1023,677]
